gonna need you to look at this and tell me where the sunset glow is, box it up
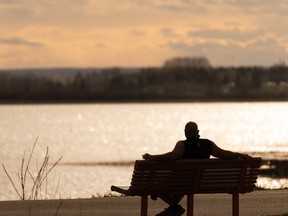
[0,0,288,68]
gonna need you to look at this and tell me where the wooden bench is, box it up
[111,158,262,216]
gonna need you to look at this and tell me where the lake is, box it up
[0,102,287,200]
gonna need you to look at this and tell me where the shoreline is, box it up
[0,190,287,216]
[58,157,288,179]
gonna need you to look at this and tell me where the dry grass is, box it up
[2,136,63,200]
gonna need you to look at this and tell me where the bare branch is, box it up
[2,164,22,199]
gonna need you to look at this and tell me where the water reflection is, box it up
[0,102,288,200]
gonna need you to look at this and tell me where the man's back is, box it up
[182,138,212,159]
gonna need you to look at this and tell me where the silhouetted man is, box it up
[142,121,251,216]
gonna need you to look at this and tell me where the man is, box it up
[142,121,251,216]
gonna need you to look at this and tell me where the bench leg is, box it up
[187,194,194,216]
[232,193,239,216]
[141,195,148,216]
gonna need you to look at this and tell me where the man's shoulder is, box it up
[180,138,214,144]
[199,138,211,141]
[177,140,186,145]
[199,138,214,144]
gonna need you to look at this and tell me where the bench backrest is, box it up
[129,158,262,195]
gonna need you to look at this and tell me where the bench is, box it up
[111,158,262,216]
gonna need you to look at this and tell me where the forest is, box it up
[0,57,288,103]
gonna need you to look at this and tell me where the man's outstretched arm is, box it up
[211,142,251,159]
[142,141,184,161]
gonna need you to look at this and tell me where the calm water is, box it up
[0,102,288,200]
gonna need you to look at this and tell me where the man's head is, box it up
[184,121,199,139]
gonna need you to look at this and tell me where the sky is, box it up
[0,0,288,69]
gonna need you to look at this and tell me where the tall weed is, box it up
[2,137,63,200]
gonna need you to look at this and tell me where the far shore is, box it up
[0,98,288,105]
[1,98,288,105]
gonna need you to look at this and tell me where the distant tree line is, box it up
[0,57,288,103]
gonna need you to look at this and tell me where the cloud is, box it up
[129,29,147,37]
[151,0,189,12]
[95,42,110,49]
[138,0,212,13]
[247,37,284,51]
[167,40,228,54]
[166,36,287,66]
[0,0,21,3]
[160,28,180,38]
[226,0,288,15]
[0,37,43,47]
[188,29,265,42]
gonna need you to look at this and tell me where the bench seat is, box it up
[111,158,262,216]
